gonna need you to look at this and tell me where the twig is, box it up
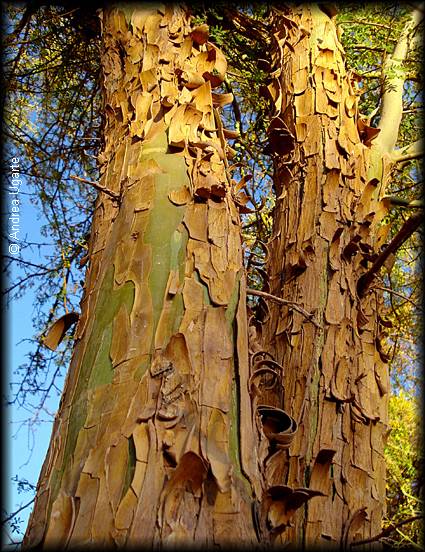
[350,514,424,547]
[70,175,120,201]
[357,212,423,297]
[224,78,244,138]
[2,498,35,525]
[3,255,55,271]
[392,151,423,164]
[383,196,423,209]
[339,20,395,31]
[349,44,386,52]
[372,285,422,310]
[247,288,320,328]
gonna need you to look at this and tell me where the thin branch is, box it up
[392,138,424,164]
[352,71,420,82]
[372,285,422,310]
[3,269,54,296]
[2,255,55,272]
[2,498,35,525]
[246,288,320,328]
[358,212,423,297]
[70,175,120,201]
[392,152,423,164]
[350,515,424,547]
[339,20,396,31]
[349,44,386,52]
[402,107,423,114]
[376,7,424,152]
[383,195,424,208]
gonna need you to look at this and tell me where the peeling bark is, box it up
[23,4,411,550]
[23,6,261,548]
[258,5,394,548]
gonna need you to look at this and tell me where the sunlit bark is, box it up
[259,5,395,548]
[23,6,260,548]
[23,4,420,550]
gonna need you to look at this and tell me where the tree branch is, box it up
[357,212,423,297]
[3,2,40,46]
[70,175,120,201]
[372,285,422,310]
[3,255,56,271]
[350,515,424,547]
[339,20,396,31]
[2,498,35,526]
[392,139,424,164]
[376,7,424,152]
[383,195,423,208]
[246,288,320,328]
[349,44,386,52]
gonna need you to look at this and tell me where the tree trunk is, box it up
[23,5,261,548]
[257,5,393,548]
[23,4,412,550]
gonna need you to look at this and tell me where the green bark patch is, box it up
[225,274,240,328]
[53,130,191,503]
[226,275,251,495]
[52,266,134,502]
[122,435,137,501]
[141,134,189,351]
[83,265,134,391]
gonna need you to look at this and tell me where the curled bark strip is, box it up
[156,408,184,428]
[249,240,271,266]
[251,357,284,377]
[267,116,296,156]
[249,368,281,395]
[257,297,271,324]
[262,485,325,538]
[43,312,80,351]
[342,507,369,550]
[256,405,298,448]
[251,350,276,366]
[351,397,380,423]
[247,266,270,293]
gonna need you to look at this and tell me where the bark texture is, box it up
[23,4,397,551]
[24,6,261,548]
[257,5,392,548]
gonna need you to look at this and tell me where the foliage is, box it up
[337,3,423,395]
[337,8,423,545]
[384,391,423,548]
[3,3,101,428]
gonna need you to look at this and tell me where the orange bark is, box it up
[23,6,260,548]
[257,5,391,548]
[23,5,395,550]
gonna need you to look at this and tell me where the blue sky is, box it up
[2,9,60,543]
[4,187,63,546]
